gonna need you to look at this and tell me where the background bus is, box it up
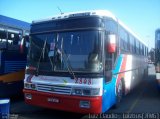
[0,15,30,97]
[24,10,148,113]
[155,29,160,90]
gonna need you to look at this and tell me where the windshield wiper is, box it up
[36,39,47,76]
[61,49,77,79]
[54,36,77,79]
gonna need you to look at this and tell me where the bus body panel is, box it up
[0,51,27,74]
[102,54,147,112]
[24,89,102,114]
[102,54,123,112]
[102,77,116,112]
[0,51,27,97]
[0,70,25,97]
[102,54,130,112]
[24,74,103,113]
[24,75,103,92]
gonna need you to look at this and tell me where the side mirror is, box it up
[107,34,116,53]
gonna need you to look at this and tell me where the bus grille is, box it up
[36,83,72,95]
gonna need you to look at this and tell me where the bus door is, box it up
[102,32,117,112]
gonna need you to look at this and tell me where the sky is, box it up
[0,0,160,50]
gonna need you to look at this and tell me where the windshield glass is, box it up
[28,30,103,72]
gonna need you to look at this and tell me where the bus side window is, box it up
[105,54,112,82]
[105,56,112,70]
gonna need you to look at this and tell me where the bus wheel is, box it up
[112,79,124,109]
[116,79,123,103]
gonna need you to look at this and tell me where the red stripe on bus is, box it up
[116,55,127,88]
[23,89,102,114]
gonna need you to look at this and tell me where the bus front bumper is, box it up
[23,89,102,114]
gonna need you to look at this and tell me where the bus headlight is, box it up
[24,83,30,89]
[83,88,100,96]
[72,88,82,95]
[31,84,36,90]
[24,83,36,90]
[72,88,100,96]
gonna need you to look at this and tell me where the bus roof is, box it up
[32,10,117,23]
[32,10,147,47]
[0,15,30,31]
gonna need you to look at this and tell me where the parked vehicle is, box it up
[24,10,148,113]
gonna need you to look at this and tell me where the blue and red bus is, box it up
[23,10,148,113]
[0,15,29,97]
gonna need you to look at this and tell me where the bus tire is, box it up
[113,79,124,109]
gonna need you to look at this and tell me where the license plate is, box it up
[47,98,59,103]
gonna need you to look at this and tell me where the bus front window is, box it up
[29,30,103,72]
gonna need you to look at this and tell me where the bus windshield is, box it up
[29,30,103,72]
